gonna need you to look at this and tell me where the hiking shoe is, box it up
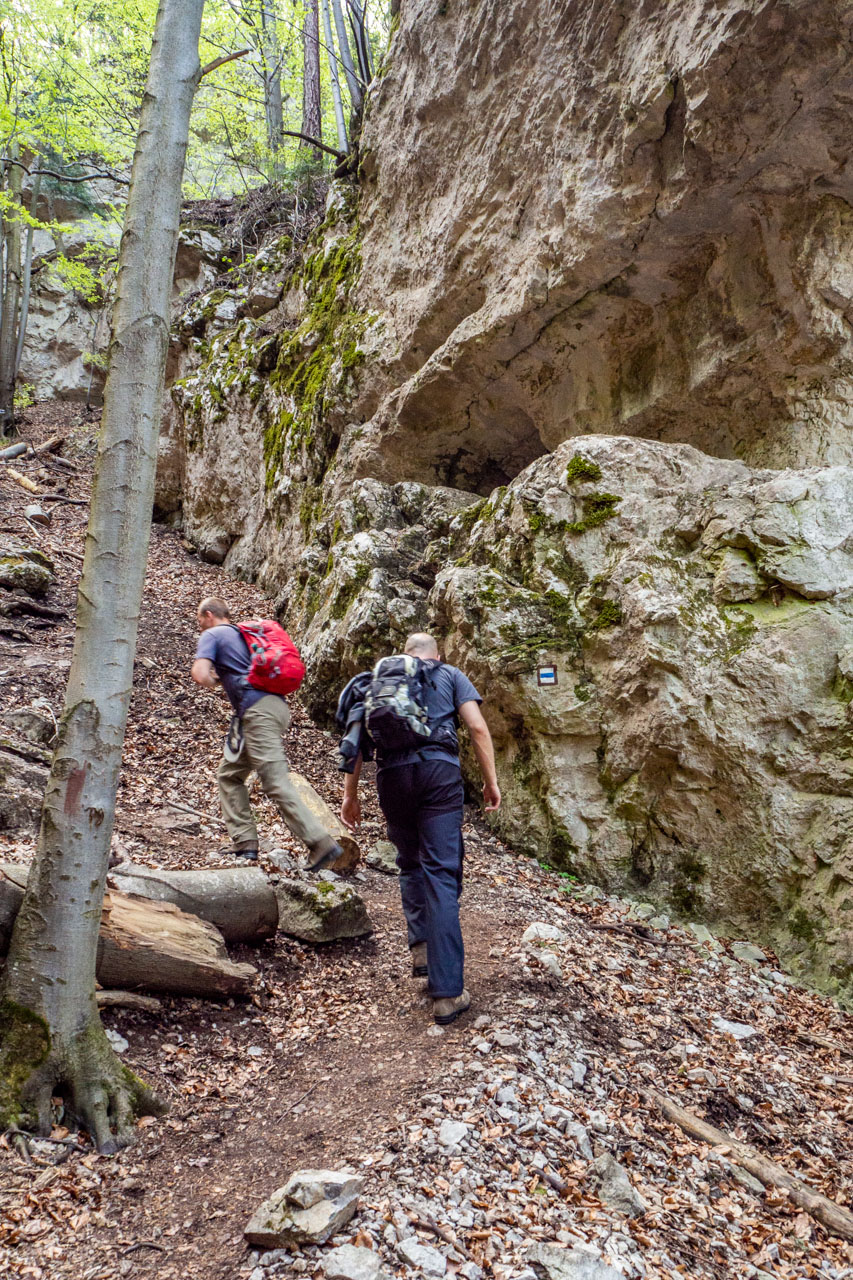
[219,842,259,861]
[432,990,471,1025]
[305,838,343,873]
[410,942,428,978]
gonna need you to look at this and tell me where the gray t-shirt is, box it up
[195,624,267,718]
[377,660,482,771]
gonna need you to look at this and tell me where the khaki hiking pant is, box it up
[217,694,327,850]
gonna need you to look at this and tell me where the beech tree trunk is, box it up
[348,0,373,86]
[331,0,362,117]
[322,0,350,154]
[0,0,206,1152]
[15,163,42,378]
[0,147,22,438]
[260,2,284,152]
[98,893,257,997]
[301,0,323,156]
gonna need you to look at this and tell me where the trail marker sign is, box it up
[537,666,557,687]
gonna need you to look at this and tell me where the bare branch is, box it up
[1,157,129,187]
[280,129,345,160]
[200,46,251,77]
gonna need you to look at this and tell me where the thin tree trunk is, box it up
[301,0,323,157]
[15,163,41,379]
[322,0,349,153]
[0,0,206,1153]
[348,0,372,85]
[331,0,362,115]
[260,2,284,151]
[0,145,22,438]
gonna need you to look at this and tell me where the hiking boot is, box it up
[305,837,343,874]
[219,841,259,861]
[432,990,471,1026]
[410,942,428,978]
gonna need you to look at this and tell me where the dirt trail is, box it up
[2,410,853,1280]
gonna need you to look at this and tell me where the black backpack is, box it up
[363,655,436,754]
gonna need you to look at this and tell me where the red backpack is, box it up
[234,619,306,696]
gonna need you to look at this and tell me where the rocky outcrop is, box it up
[155,2,853,996]
[352,0,853,484]
[427,436,853,996]
[19,210,224,404]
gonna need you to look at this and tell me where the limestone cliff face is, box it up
[432,436,853,996]
[353,0,853,485]
[157,0,853,997]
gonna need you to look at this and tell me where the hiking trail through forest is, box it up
[2,408,853,1280]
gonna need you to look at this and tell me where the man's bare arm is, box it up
[458,700,501,811]
[341,753,363,830]
[191,657,219,690]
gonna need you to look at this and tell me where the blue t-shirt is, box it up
[195,624,267,718]
[377,661,481,772]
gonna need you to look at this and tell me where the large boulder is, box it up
[274,878,373,943]
[428,435,853,996]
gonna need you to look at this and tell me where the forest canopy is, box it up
[1,0,390,194]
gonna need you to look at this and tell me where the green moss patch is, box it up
[0,999,50,1129]
[567,492,622,535]
[267,226,371,485]
[566,454,603,484]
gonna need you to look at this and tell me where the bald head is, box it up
[197,597,230,631]
[404,632,439,659]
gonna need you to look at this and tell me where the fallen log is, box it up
[110,865,277,943]
[0,865,257,998]
[642,1087,853,1242]
[32,434,66,457]
[0,441,28,461]
[5,467,40,494]
[98,892,257,997]
[290,771,360,873]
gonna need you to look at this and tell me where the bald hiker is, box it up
[338,632,500,1024]
[191,597,343,870]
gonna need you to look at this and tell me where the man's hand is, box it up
[191,658,219,690]
[341,794,362,831]
[459,700,501,813]
[483,780,501,811]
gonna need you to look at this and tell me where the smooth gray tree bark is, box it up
[15,163,41,379]
[259,1,284,152]
[0,0,206,1152]
[331,0,362,117]
[348,0,373,85]
[322,0,350,153]
[0,146,22,438]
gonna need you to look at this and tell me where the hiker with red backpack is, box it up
[191,596,343,870]
[338,632,501,1025]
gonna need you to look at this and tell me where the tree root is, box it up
[1,1004,166,1154]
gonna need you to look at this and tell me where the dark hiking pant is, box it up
[377,758,465,999]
